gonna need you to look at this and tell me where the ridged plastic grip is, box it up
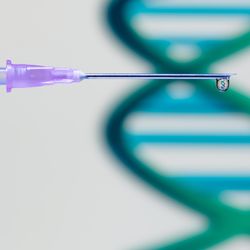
[6,60,81,92]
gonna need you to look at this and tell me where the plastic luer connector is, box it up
[5,60,81,92]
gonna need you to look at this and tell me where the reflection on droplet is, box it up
[216,79,230,92]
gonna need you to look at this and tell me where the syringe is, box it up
[0,60,233,92]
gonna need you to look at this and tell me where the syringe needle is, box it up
[83,73,232,80]
[82,73,233,92]
[1,60,234,92]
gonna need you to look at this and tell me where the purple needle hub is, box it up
[5,60,81,92]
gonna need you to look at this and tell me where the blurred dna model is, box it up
[105,0,250,249]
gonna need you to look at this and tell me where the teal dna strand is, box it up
[105,0,250,249]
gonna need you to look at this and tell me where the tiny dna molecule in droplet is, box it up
[216,79,230,92]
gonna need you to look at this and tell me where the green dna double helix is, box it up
[105,0,250,249]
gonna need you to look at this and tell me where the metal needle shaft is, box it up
[81,73,234,92]
[83,73,232,80]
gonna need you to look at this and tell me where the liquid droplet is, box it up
[216,79,230,92]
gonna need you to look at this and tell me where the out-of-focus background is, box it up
[0,0,249,249]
